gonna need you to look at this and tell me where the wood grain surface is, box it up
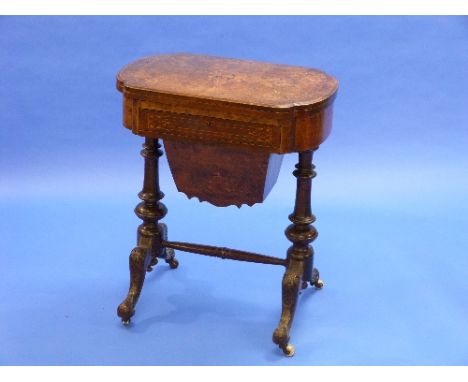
[117,53,338,109]
[117,53,338,154]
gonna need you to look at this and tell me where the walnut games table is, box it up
[115,53,338,356]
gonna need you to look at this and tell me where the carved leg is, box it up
[146,240,159,272]
[273,258,304,356]
[165,247,179,269]
[273,150,320,356]
[117,138,177,325]
[117,246,151,324]
[302,254,324,290]
[159,223,179,269]
[301,255,313,289]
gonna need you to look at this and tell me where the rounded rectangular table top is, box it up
[117,53,338,154]
[117,53,338,110]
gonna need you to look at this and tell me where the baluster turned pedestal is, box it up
[272,150,323,356]
[117,138,178,325]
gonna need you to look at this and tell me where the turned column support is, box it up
[117,138,178,325]
[272,149,323,356]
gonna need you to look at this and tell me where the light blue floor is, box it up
[1,16,468,365]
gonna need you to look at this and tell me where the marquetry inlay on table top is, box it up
[117,53,338,154]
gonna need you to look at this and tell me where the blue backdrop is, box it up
[1,16,467,365]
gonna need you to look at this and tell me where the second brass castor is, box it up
[314,279,324,289]
[301,278,324,289]
[282,344,295,357]
[312,268,324,289]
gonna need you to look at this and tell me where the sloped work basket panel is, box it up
[164,140,283,207]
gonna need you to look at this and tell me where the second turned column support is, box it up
[272,149,323,356]
[117,138,178,325]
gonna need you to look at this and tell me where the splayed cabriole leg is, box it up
[273,150,322,356]
[117,245,150,325]
[117,138,178,325]
[158,223,179,269]
[273,257,305,357]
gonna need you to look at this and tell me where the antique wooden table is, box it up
[116,53,338,356]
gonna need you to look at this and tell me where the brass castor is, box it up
[313,279,324,289]
[282,344,295,357]
[301,278,324,289]
[122,318,131,326]
[311,268,324,289]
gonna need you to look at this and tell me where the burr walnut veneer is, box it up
[116,53,338,356]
